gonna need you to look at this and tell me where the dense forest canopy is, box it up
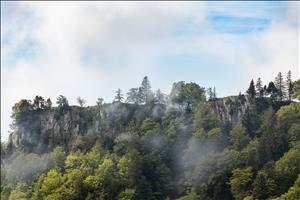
[1,71,300,200]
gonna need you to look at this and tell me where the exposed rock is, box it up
[7,96,255,154]
[210,95,251,124]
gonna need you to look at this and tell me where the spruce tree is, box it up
[247,79,256,98]
[114,88,124,102]
[275,72,284,101]
[213,86,217,100]
[255,78,263,98]
[155,89,166,104]
[286,70,293,101]
[126,88,139,104]
[267,82,278,100]
[138,76,153,104]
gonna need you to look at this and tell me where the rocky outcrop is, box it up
[210,95,251,124]
[8,106,97,153]
[7,96,252,154]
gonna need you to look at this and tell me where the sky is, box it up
[1,1,299,141]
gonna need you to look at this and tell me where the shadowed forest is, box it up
[1,71,300,200]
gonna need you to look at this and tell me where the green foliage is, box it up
[247,79,256,98]
[3,76,300,200]
[267,81,278,100]
[292,79,300,100]
[49,147,66,170]
[272,174,300,200]
[229,123,250,150]
[240,139,261,169]
[276,103,300,131]
[32,169,67,200]
[169,81,206,112]
[287,124,300,147]
[193,102,220,132]
[11,99,33,120]
[252,170,277,199]
[8,189,27,200]
[274,144,300,194]
[117,149,142,187]
[56,95,69,108]
[177,190,199,200]
[229,167,253,200]
[118,188,136,200]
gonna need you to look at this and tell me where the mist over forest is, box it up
[1,72,300,200]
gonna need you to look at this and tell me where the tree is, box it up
[287,124,300,147]
[292,79,300,100]
[56,95,69,108]
[256,78,263,98]
[117,149,142,187]
[274,144,300,194]
[258,107,287,162]
[8,189,27,200]
[49,147,66,170]
[213,87,217,100]
[273,174,300,200]
[207,87,217,101]
[252,170,276,200]
[286,70,293,101]
[32,169,65,200]
[45,98,52,109]
[155,89,166,104]
[138,76,153,104]
[114,88,124,103]
[229,123,250,150]
[169,81,205,112]
[118,189,136,200]
[90,158,120,199]
[11,99,33,120]
[267,81,278,100]
[247,79,256,98]
[229,167,253,200]
[77,96,86,107]
[275,72,284,101]
[126,88,139,104]
[33,96,45,110]
[242,107,260,138]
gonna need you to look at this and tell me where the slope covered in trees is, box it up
[1,72,300,200]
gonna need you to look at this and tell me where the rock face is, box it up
[210,95,251,124]
[7,96,251,154]
[8,106,97,153]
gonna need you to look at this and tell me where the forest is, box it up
[1,71,300,200]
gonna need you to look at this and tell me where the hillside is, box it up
[1,78,300,200]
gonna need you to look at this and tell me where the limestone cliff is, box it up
[209,95,251,124]
[7,96,253,154]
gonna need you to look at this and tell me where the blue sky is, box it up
[1,1,299,141]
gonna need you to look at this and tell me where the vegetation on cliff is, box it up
[1,72,300,200]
